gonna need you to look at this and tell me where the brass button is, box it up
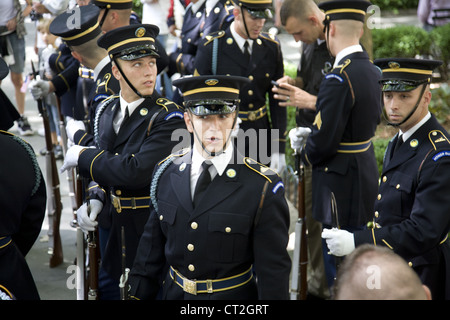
[375,211,379,218]
[248,90,253,96]
[188,264,195,272]
[159,215,163,221]
[408,262,413,267]
[396,184,400,189]
[191,222,198,230]
[382,176,387,183]
[324,167,328,172]
[248,75,254,81]
[225,227,231,233]
[187,244,194,251]
[377,194,382,200]
[116,190,122,196]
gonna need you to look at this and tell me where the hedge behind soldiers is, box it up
[60,24,187,299]
[323,58,450,300]
[128,75,291,300]
[298,0,381,290]
[194,0,287,172]
[0,56,46,300]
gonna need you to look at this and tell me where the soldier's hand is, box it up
[66,118,86,143]
[29,79,50,100]
[321,228,355,257]
[289,127,311,152]
[60,145,89,173]
[77,200,103,233]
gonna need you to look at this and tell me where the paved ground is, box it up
[2,11,419,300]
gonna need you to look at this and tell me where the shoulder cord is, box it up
[94,97,116,147]
[149,156,176,213]
[212,38,218,75]
[11,135,41,196]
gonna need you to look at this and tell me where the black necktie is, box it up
[243,41,251,64]
[391,134,403,159]
[193,161,212,208]
[123,106,130,124]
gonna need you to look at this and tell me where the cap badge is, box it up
[135,27,146,38]
[388,62,401,69]
[205,79,219,86]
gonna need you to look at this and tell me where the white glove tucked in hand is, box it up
[66,119,86,143]
[77,199,103,233]
[321,228,355,257]
[29,79,50,100]
[60,145,89,173]
[270,152,286,174]
[289,127,311,151]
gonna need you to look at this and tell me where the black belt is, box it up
[169,266,253,295]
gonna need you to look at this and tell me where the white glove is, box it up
[60,145,88,173]
[289,127,311,151]
[321,228,355,257]
[29,79,50,100]
[66,119,86,143]
[270,152,286,174]
[76,199,103,233]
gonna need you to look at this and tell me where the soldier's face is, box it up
[112,56,157,101]
[383,85,431,131]
[234,7,265,39]
[185,111,237,156]
[284,16,323,44]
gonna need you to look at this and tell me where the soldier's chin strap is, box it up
[241,7,257,40]
[113,57,153,99]
[188,110,239,157]
[323,15,332,58]
[384,84,427,127]
[99,7,110,28]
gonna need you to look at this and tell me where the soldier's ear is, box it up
[111,62,121,81]
[184,111,194,133]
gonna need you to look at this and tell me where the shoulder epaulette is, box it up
[96,73,113,94]
[333,58,351,74]
[157,148,191,167]
[203,30,225,46]
[156,97,182,112]
[243,157,279,183]
[429,130,450,150]
[259,32,280,45]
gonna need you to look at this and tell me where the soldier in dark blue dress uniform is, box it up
[194,0,287,170]
[0,57,46,300]
[128,75,291,300]
[60,24,187,299]
[168,0,206,77]
[297,0,381,290]
[48,4,120,134]
[323,58,450,300]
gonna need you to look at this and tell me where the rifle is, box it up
[290,147,308,300]
[119,226,130,300]
[87,222,99,300]
[330,192,343,274]
[31,61,63,268]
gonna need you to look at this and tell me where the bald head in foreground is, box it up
[334,244,431,300]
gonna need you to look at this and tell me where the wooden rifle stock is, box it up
[31,61,63,268]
